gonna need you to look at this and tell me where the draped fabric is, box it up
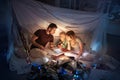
[12,0,108,53]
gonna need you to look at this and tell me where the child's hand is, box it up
[58,44,62,48]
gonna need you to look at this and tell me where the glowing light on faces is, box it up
[60,34,66,41]
[49,28,57,34]
[38,22,67,36]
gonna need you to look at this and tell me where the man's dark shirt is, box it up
[31,29,54,49]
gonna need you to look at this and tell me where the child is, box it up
[56,31,68,51]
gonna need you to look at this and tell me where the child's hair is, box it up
[59,31,66,35]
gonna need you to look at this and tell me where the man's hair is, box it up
[47,23,57,29]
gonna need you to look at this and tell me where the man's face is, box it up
[49,28,57,34]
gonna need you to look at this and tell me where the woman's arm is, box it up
[77,39,84,57]
[67,41,71,50]
[79,42,83,56]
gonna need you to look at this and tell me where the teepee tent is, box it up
[11,0,108,56]
[6,0,110,74]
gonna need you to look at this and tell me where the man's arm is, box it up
[31,34,45,50]
[49,42,54,49]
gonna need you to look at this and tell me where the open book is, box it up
[52,48,64,56]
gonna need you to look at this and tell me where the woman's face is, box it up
[66,35,72,41]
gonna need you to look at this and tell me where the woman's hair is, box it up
[66,30,76,39]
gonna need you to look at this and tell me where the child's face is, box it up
[60,34,66,41]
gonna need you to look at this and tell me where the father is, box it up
[30,23,57,64]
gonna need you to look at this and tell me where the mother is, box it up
[64,30,83,59]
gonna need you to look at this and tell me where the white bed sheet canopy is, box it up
[12,0,108,55]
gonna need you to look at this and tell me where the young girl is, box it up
[64,30,83,60]
[56,31,68,51]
